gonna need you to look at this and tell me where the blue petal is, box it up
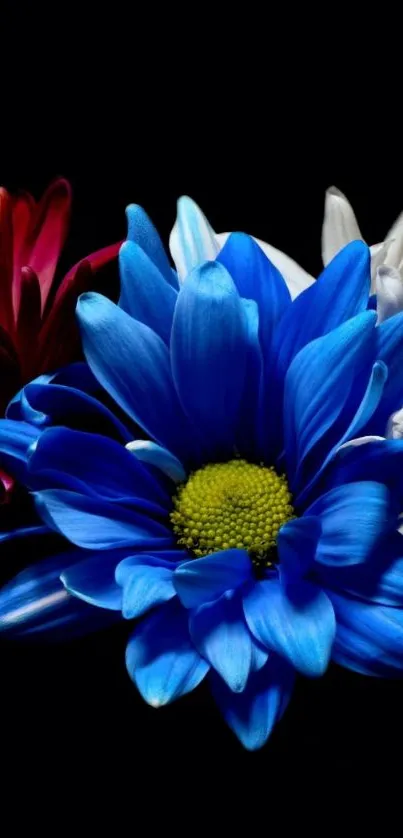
[171,261,248,459]
[339,361,388,441]
[126,599,209,706]
[119,241,177,343]
[0,419,40,482]
[189,590,263,692]
[277,516,322,584]
[0,551,120,639]
[218,232,291,461]
[250,638,270,672]
[317,530,403,608]
[115,551,185,585]
[121,564,176,619]
[126,440,187,484]
[7,378,132,441]
[174,549,252,609]
[170,196,219,280]
[211,655,295,750]
[34,489,174,550]
[367,311,403,434]
[53,361,100,387]
[307,481,394,567]
[126,203,178,288]
[275,240,371,379]
[326,438,403,499]
[60,550,128,610]
[7,373,53,421]
[7,381,49,426]
[218,232,291,319]
[0,524,50,544]
[8,362,101,425]
[296,361,388,507]
[283,311,376,494]
[235,299,263,460]
[29,427,171,509]
[329,590,403,676]
[243,577,336,677]
[77,293,196,463]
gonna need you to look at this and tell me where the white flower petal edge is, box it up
[386,408,403,441]
[370,242,394,291]
[322,186,363,267]
[322,185,403,292]
[337,435,386,452]
[169,196,315,300]
[384,211,403,274]
[376,265,403,323]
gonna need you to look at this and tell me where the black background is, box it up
[2,4,403,799]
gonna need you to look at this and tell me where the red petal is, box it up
[11,190,36,316]
[60,240,122,286]
[37,241,120,373]
[0,188,16,335]
[0,468,15,503]
[37,259,92,371]
[16,267,42,382]
[0,326,21,414]
[25,178,72,312]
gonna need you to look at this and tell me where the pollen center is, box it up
[171,459,294,566]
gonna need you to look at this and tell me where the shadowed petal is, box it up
[189,590,259,692]
[77,292,196,462]
[126,600,209,706]
[243,577,336,676]
[308,481,394,567]
[34,489,174,550]
[174,549,252,609]
[211,655,295,750]
[171,261,248,459]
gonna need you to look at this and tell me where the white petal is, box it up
[338,435,385,452]
[387,408,403,440]
[216,232,314,300]
[322,186,363,266]
[370,241,394,291]
[376,265,403,322]
[126,440,187,483]
[384,211,403,271]
[169,196,219,281]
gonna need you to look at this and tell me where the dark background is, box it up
[2,5,402,796]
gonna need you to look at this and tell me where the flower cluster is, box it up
[0,178,120,498]
[1,188,403,749]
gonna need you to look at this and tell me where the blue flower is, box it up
[2,206,403,750]
[168,195,315,298]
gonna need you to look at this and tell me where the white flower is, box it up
[322,186,403,321]
[169,196,314,300]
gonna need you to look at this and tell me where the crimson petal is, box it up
[24,178,72,311]
[0,326,21,413]
[0,188,15,335]
[16,267,42,380]
[37,260,92,370]
[0,467,15,503]
[11,190,35,313]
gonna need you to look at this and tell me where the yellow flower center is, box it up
[171,459,294,567]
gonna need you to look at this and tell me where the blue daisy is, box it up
[2,205,403,749]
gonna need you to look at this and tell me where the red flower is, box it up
[0,177,121,498]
